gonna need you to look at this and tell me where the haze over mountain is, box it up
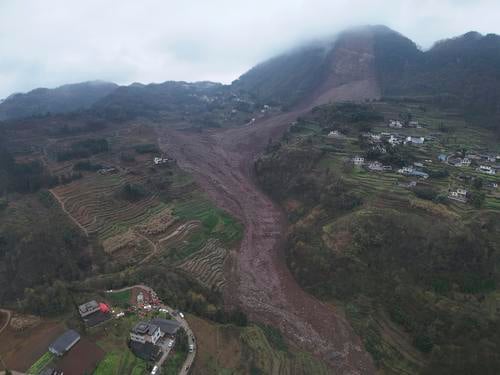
[3,0,500,99]
[0,81,118,121]
[3,25,498,130]
[235,26,500,126]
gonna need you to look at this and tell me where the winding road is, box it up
[158,109,376,374]
[107,285,196,374]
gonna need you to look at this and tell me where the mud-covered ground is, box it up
[158,108,375,374]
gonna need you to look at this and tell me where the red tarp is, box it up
[99,303,110,313]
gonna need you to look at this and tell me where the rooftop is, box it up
[49,329,80,354]
[131,321,159,336]
[78,300,99,314]
[150,318,181,336]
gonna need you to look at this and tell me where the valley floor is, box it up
[158,110,376,373]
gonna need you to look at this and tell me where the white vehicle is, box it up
[159,308,168,313]
[168,339,174,348]
[151,365,159,375]
[189,343,194,353]
[179,312,185,319]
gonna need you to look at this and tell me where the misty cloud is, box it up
[1,0,500,98]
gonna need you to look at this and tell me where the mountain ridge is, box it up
[0,80,118,121]
[2,26,500,128]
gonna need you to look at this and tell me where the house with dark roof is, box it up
[130,321,161,345]
[150,318,181,337]
[49,329,80,356]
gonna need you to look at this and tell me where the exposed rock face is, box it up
[312,28,381,105]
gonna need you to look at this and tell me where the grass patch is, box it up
[162,350,188,375]
[173,196,243,251]
[106,289,132,307]
[94,349,148,375]
[27,352,55,375]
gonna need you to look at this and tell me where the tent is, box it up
[99,302,110,313]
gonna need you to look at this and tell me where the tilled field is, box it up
[158,108,376,374]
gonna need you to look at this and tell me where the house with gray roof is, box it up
[49,329,80,356]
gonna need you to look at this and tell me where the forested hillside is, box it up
[255,102,500,374]
[374,30,500,128]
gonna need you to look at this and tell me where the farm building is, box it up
[79,301,112,327]
[328,130,344,138]
[448,157,471,167]
[449,188,468,203]
[405,136,425,145]
[477,165,496,175]
[388,134,402,145]
[352,156,365,166]
[397,166,429,179]
[389,120,403,128]
[78,300,100,317]
[49,329,81,356]
[153,157,169,165]
[408,120,420,128]
[130,321,161,345]
[150,318,181,337]
[487,182,498,189]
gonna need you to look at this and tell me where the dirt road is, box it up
[158,108,375,374]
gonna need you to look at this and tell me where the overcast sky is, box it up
[1,0,500,98]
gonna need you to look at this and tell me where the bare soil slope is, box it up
[159,105,375,373]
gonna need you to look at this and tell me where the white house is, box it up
[405,136,425,145]
[367,161,384,171]
[154,157,169,165]
[460,158,471,167]
[130,322,162,345]
[389,120,403,129]
[352,156,365,166]
[388,135,401,145]
[477,165,496,175]
[449,188,468,203]
[328,130,344,138]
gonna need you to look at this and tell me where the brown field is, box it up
[0,311,7,332]
[56,337,105,375]
[0,318,65,372]
[187,315,243,374]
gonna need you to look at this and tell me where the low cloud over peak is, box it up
[1,0,500,98]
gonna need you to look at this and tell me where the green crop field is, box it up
[174,196,243,245]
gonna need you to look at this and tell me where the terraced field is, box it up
[51,173,166,240]
[241,326,330,375]
[178,238,228,291]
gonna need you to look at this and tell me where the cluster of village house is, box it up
[43,290,184,373]
[440,153,498,175]
[94,156,171,176]
[46,300,113,360]
[340,119,499,205]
